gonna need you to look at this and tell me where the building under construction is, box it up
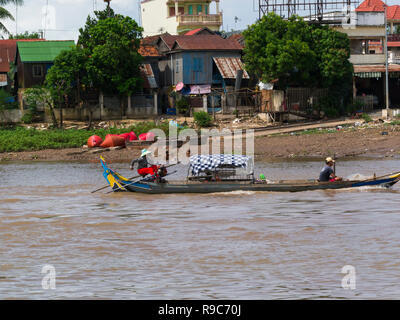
[257,0,360,23]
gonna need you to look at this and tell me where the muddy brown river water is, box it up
[0,159,400,299]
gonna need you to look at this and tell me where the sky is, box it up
[1,0,399,41]
[1,0,260,41]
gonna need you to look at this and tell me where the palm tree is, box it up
[0,0,23,36]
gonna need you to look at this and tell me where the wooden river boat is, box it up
[100,156,400,194]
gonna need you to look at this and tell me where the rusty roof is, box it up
[213,57,249,79]
[354,64,400,73]
[228,34,245,47]
[0,39,44,73]
[172,35,243,51]
[139,44,160,57]
[140,63,158,89]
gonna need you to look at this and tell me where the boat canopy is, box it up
[189,154,252,176]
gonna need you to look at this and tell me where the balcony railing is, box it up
[349,54,385,64]
[177,13,222,26]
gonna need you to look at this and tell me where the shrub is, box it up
[0,90,17,111]
[194,111,212,127]
[21,112,33,124]
[346,100,364,115]
[176,97,189,115]
[361,113,372,123]
[314,96,340,119]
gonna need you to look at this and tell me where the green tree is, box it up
[45,47,88,128]
[78,7,143,114]
[243,12,353,114]
[243,13,317,87]
[9,30,40,39]
[0,0,23,35]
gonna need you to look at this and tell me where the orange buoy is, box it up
[87,135,103,148]
[100,135,126,148]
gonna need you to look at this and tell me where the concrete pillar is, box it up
[203,95,208,112]
[154,92,158,115]
[211,94,216,120]
[175,0,178,15]
[99,91,104,120]
[391,22,394,34]
[216,0,220,14]
[221,93,226,114]
[127,95,132,116]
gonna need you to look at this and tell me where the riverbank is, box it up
[1,120,399,162]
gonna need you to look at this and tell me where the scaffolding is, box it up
[258,0,359,23]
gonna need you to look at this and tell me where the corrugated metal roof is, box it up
[0,39,44,73]
[173,35,243,51]
[354,64,400,73]
[213,57,249,79]
[140,64,158,89]
[17,40,75,63]
[139,45,160,57]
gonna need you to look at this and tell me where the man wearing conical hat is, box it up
[130,149,159,178]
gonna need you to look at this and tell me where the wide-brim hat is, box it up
[141,149,152,157]
[325,157,335,163]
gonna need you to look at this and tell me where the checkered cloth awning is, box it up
[189,154,251,176]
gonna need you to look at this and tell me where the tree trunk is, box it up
[59,98,64,128]
[49,104,58,128]
[88,107,93,130]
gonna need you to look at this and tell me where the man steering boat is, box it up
[130,149,167,182]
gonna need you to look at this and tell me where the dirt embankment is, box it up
[254,126,400,160]
[0,122,399,163]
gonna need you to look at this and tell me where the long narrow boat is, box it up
[100,156,400,194]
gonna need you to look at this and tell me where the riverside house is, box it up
[144,32,248,113]
[0,39,44,91]
[14,40,75,106]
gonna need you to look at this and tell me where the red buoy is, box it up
[87,135,103,148]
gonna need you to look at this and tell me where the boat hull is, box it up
[100,157,400,194]
[124,177,400,194]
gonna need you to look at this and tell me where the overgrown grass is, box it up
[0,121,173,153]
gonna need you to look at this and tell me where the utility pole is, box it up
[384,3,390,119]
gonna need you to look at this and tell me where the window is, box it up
[33,65,43,77]
[169,6,175,17]
[188,5,193,15]
[197,5,202,14]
